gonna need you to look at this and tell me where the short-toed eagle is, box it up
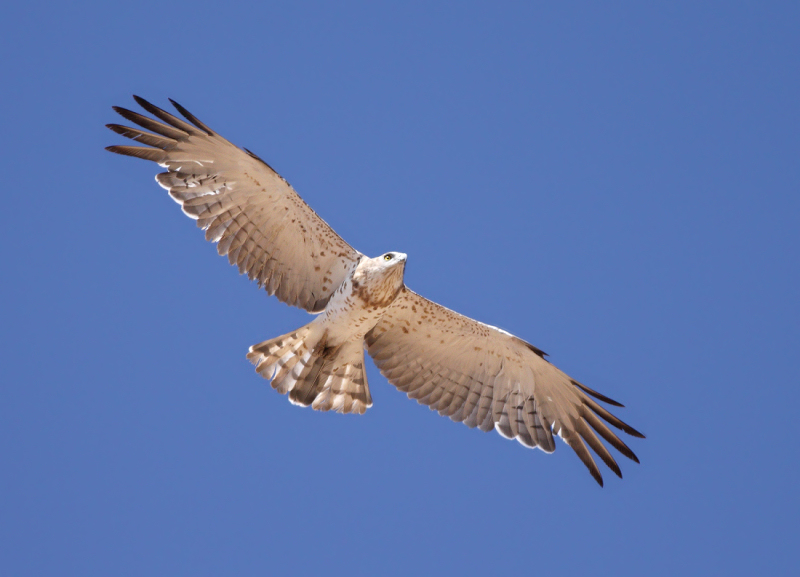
[107,97,644,485]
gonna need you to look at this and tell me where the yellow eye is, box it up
[384,254,393,261]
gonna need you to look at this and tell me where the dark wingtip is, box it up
[627,426,646,439]
[168,97,214,135]
[105,123,132,135]
[515,337,547,359]
[608,458,622,478]
[244,147,282,176]
[132,95,161,116]
[572,379,625,407]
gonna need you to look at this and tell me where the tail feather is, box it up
[247,325,372,414]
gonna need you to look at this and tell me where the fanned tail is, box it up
[247,325,372,414]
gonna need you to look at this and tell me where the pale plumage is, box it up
[107,97,644,485]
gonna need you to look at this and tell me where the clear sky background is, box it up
[2,2,798,575]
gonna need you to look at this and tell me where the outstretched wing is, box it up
[365,288,644,486]
[107,96,362,313]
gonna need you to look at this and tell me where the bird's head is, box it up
[375,252,407,282]
[378,251,407,267]
[352,252,407,306]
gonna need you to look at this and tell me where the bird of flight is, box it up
[107,97,643,485]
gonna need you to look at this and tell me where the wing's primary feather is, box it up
[365,288,644,485]
[106,96,362,313]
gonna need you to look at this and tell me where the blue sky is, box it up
[2,1,798,575]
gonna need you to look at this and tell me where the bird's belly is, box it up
[315,284,391,343]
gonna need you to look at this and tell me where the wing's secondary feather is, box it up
[106,96,362,313]
[365,288,644,485]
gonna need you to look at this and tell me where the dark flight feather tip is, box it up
[572,379,625,407]
[105,145,165,162]
[567,432,604,487]
[106,124,176,149]
[132,95,204,136]
[111,106,188,140]
[168,98,214,135]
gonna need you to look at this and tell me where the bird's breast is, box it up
[317,276,396,343]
